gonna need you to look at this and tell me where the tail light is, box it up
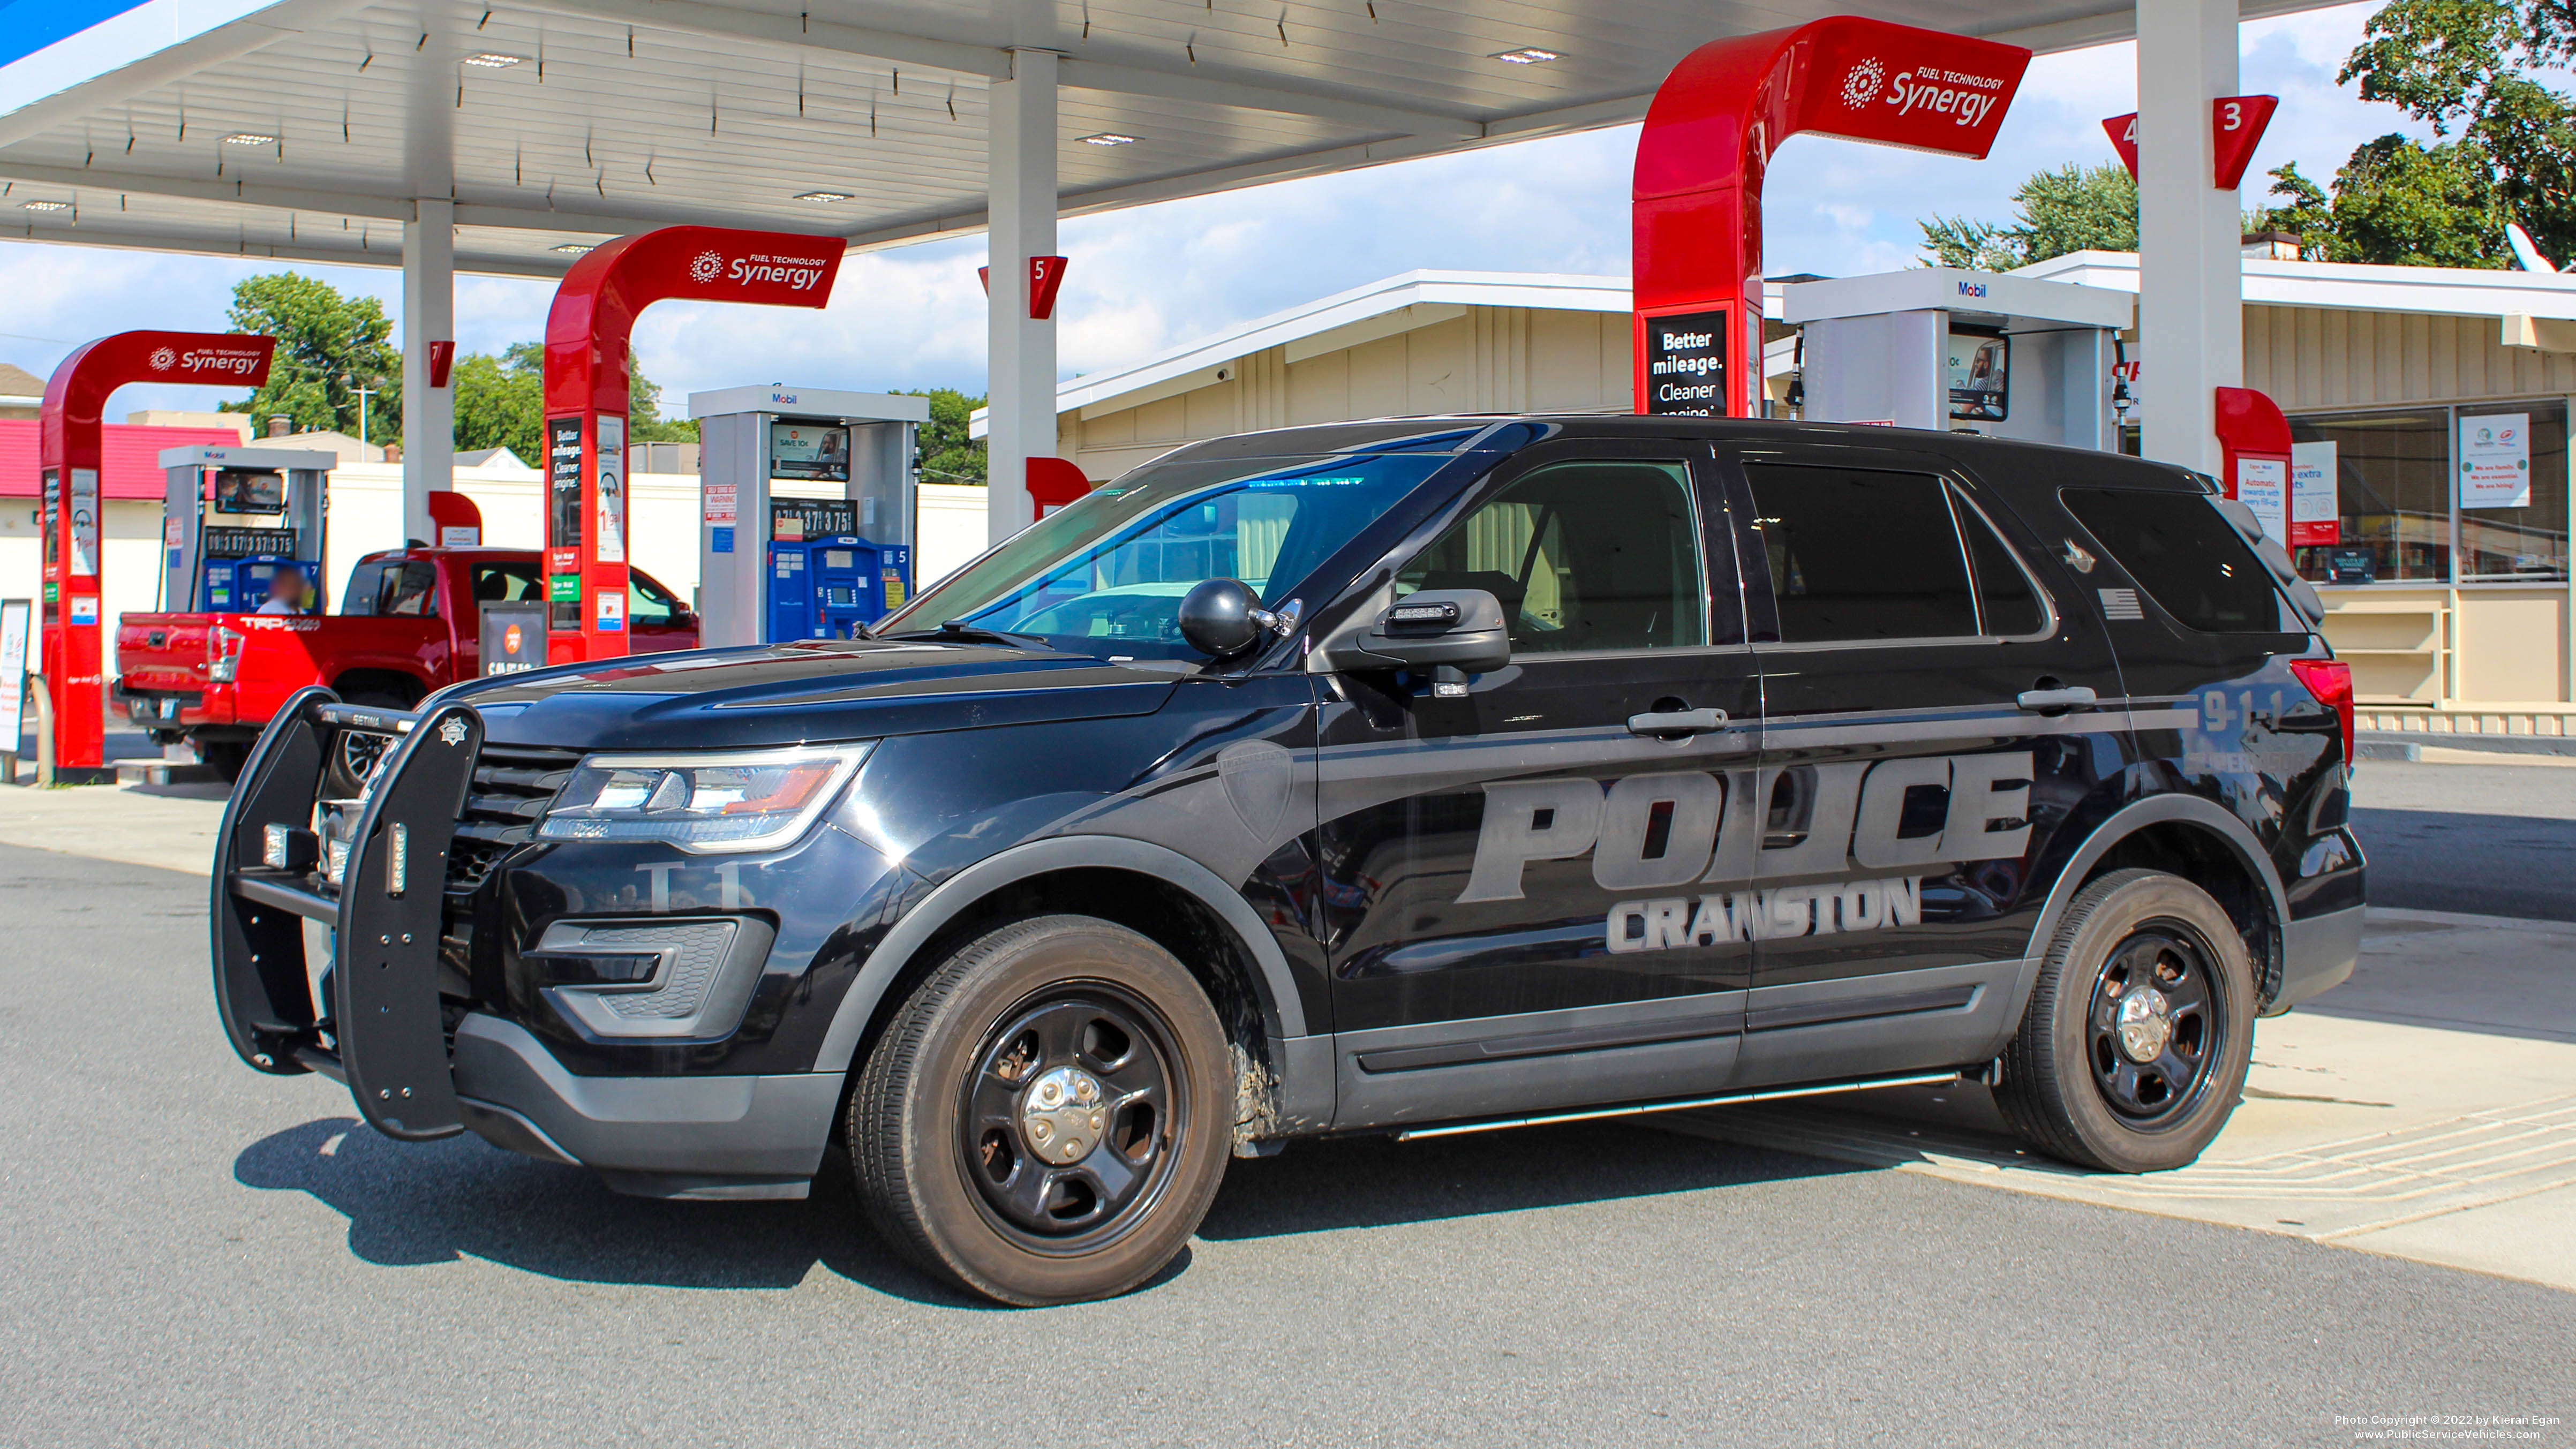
[207,625,247,682]
[2287,658,2355,765]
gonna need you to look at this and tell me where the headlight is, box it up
[538,743,873,853]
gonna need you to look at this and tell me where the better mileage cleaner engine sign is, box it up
[1644,311,1730,417]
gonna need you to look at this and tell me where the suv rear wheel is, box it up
[1995,869,2254,1173]
[849,915,1233,1305]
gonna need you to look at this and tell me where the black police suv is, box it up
[212,416,2364,1305]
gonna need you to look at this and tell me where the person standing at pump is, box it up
[256,570,313,616]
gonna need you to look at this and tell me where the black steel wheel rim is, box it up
[956,980,1186,1254]
[2085,918,2225,1128]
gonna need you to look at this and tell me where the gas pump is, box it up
[689,385,928,647]
[158,446,334,612]
[1782,269,2135,450]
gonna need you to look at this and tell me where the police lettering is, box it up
[1457,752,2035,904]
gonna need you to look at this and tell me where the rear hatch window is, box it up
[2061,488,2286,632]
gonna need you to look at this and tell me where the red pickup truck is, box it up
[115,546,698,774]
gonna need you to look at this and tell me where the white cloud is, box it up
[0,1,2452,409]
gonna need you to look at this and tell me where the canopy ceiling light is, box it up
[1490,47,1561,64]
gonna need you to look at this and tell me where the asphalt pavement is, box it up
[2351,760,2576,922]
[1,841,2567,1448]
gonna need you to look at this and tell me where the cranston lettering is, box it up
[1608,877,1923,953]
[1887,67,2005,128]
[1457,751,2035,904]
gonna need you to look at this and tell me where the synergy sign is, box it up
[687,247,837,295]
[541,226,844,663]
[1633,17,2030,418]
[1835,56,2012,130]
[144,342,271,378]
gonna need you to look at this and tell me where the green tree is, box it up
[1920,163,2138,270]
[626,353,698,443]
[220,272,401,442]
[2338,0,2575,260]
[451,341,545,463]
[897,387,988,484]
[451,341,693,459]
[2318,135,2506,266]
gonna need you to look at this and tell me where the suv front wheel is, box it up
[849,915,1234,1305]
[1995,869,2255,1173]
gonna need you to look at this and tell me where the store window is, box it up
[2287,410,2452,584]
[2455,402,2568,583]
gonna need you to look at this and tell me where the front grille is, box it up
[447,743,583,895]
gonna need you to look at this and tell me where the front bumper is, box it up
[209,689,838,1197]
[452,1015,839,1199]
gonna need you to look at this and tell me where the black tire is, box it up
[1995,869,2254,1173]
[849,915,1233,1305]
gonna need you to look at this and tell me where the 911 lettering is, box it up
[1459,752,2034,951]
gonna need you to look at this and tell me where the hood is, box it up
[451,638,1186,751]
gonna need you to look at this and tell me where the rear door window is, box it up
[378,561,440,618]
[1743,465,1980,643]
[469,561,544,607]
[2062,488,2281,632]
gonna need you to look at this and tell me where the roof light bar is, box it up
[1490,47,1561,64]
[1078,132,1140,146]
[462,52,525,68]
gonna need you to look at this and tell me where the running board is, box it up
[1391,1071,1961,1142]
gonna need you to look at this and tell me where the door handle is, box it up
[2016,685,2097,714]
[1627,707,1731,736]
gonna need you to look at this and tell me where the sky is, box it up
[0,2,2461,419]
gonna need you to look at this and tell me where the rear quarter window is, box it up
[2061,488,2283,633]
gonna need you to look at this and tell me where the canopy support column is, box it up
[401,198,455,543]
[2135,0,2241,475]
[985,47,1059,546]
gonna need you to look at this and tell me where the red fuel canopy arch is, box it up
[543,226,845,662]
[1633,17,2033,418]
[38,331,275,772]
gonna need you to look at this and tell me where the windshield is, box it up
[886,451,1453,659]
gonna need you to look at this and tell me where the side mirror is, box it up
[1178,578,1276,660]
[1337,588,1511,692]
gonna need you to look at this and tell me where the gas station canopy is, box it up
[1,0,2339,279]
